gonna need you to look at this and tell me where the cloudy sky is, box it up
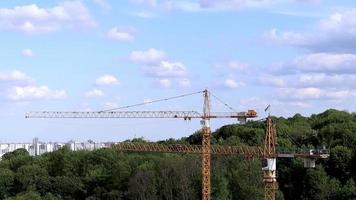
[1,0,356,142]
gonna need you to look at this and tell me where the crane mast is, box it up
[263,116,278,200]
[201,90,211,200]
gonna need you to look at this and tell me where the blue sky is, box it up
[1,0,356,142]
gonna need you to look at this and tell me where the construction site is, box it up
[25,89,330,200]
[1,1,356,199]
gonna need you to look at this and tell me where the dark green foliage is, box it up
[326,146,352,183]
[1,109,356,199]
[2,149,29,161]
[301,166,338,200]
[5,190,42,200]
[214,123,265,146]
[0,168,14,199]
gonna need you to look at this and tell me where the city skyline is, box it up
[0,137,115,158]
[1,0,356,142]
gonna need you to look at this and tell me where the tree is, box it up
[5,190,42,200]
[302,166,339,200]
[0,109,355,200]
[3,149,32,172]
[326,146,352,183]
[15,164,48,191]
[42,193,61,200]
[0,168,14,199]
[212,174,230,200]
[226,158,263,200]
[333,179,356,200]
[127,170,157,200]
[50,176,85,199]
[2,149,29,161]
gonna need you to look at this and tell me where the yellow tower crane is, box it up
[26,89,258,200]
[26,89,328,200]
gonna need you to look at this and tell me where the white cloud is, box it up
[264,9,356,51]
[158,78,172,88]
[154,78,191,88]
[143,61,187,78]
[164,1,201,12]
[103,101,118,109]
[131,0,318,13]
[130,0,157,7]
[93,0,111,10]
[297,73,356,88]
[254,71,356,93]
[258,75,286,87]
[212,60,252,89]
[106,27,135,41]
[214,61,249,88]
[130,48,166,64]
[131,11,154,18]
[22,49,35,57]
[77,102,93,112]
[199,0,278,9]
[263,29,308,46]
[255,73,356,89]
[211,56,356,103]
[248,62,356,103]
[85,89,104,97]
[130,48,190,88]
[0,70,67,101]
[178,78,191,88]
[0,70,31,82]
[223,79,245,89]
[238,97,313,118]
[214,60,250,75]
[95,75,119,86]
[211,54,356,104]
[280,87,322,100]
[0,1,96,34]
[272,10,322,18]
[261,10,356,103]
[226,60,249,71]
[278,87,356,100]
[288,101,312,108]
[157,0,320,12]
[7,85,67,100]
[130,0,290,12]
[130,0,198,11]
[143,97,152,103]
[213,56,356,105]
[275,53,356,74]
[318,10,356,35]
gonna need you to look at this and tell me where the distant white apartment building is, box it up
[0,138,115,158]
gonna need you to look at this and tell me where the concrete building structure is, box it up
[0,138,115,157]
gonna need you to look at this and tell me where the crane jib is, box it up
[25,111,258,119]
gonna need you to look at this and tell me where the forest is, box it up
[0,109,356,200]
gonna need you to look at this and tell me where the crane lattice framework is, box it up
[263,116,278,200]
[26,89,329,200]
